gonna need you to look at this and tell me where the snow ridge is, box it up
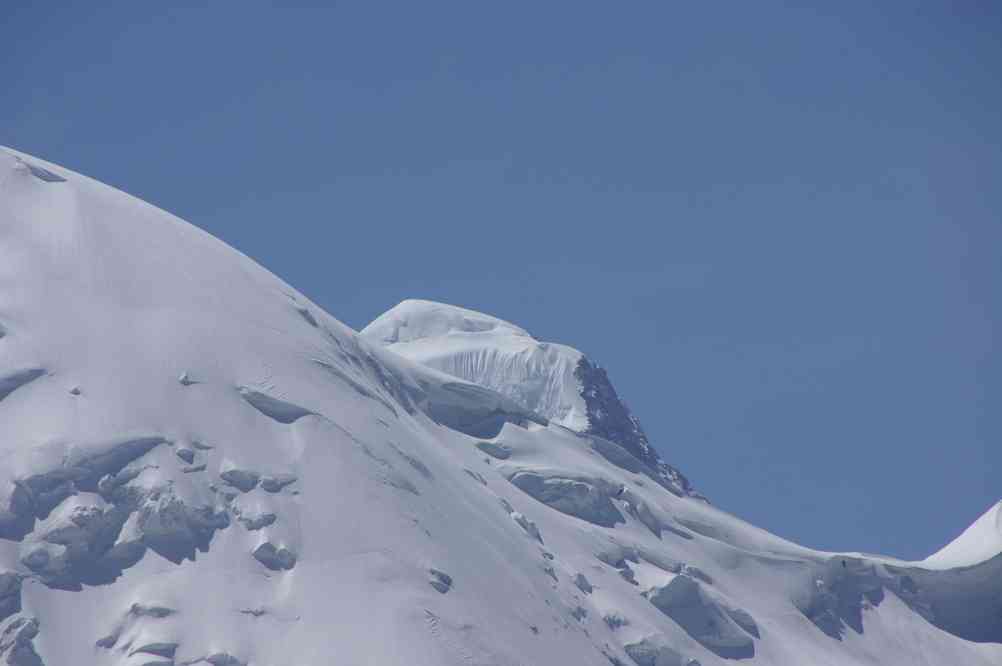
[923,500,1002,569]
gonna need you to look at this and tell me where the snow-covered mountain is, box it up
[361,300,698,498]
[0,147,999,666]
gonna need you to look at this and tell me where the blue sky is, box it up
[3,1,999,560]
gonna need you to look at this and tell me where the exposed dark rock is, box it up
[575,358,652,465]
[575,357,699,498]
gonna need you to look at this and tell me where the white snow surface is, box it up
[0,146,998,666]
[362,300,590,431]
[923,501,1002,570]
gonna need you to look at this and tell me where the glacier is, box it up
[0,146,999,665]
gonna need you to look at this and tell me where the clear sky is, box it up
[3,2,998,560]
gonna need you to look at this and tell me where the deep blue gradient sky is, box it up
[3,2,999,560]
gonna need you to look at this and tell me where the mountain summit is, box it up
[0,147,999,665]
[362,299,697,497]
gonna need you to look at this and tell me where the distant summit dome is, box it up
[363,299,531,344]
[362,299,698,497]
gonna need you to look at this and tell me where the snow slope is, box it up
[923,501,1002,570]
[0,146,999,666]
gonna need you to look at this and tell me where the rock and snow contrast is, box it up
[361,300,698,498]
[0,146,999,666]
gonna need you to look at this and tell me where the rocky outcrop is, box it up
[576,358,698,498]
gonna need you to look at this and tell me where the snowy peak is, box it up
[362,300,697,497]
[363,299,531,343]
[362,300,588,430]
[924,500,1002,569]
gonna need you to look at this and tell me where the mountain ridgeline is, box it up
[0,147,999,666]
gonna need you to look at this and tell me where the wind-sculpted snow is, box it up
[0,147,999,666]
[1,436,236,592]
[13,155,65,184]
[237,387,316,424]
[219,469,260,493]
[625,638,701,666]
[0,369,46,404]
[645,575,757,659]
[423,381,547,439]
[509,471,626,528]
[0,436,168,541]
